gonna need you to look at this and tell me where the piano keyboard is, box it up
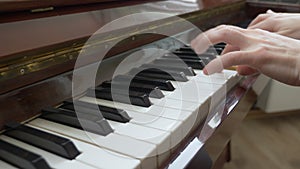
[0,44,239,169]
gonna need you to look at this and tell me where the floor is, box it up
[223,113,300,169]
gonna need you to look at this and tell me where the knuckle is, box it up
[257,14,267,20]
[253,28,267,35]
[258,45,269,54]
[217,24,227,29]
[254,46,271,64]
[257,13,269,20]
[218,25,241,37]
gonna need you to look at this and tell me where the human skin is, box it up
[219,10,300,79]
[191,25,300,86]
[248,10,300,40]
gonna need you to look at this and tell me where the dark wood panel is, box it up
[0,0,121,12]
[246,0,300,17]
[0,1,247,94]
[0,0,242,58]
[0,74,73,131]
[204,88,257,166]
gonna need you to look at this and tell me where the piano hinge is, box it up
[30,7,54,13]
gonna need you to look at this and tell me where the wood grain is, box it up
[223,113,300,169]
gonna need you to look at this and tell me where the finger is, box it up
[248,19,273,31]
[203,51,253,75]
[221,44,239,54]
[236,65,258,75]
[191,25,245,54]
[248,13,271,28]
[191,33,211,54]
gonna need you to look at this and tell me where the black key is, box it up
[163,54,210,65]
[0,139,51,169]
[178,45,223,55]
[176,46,196,52]
[198,54,216,65]
[164,53,214,66]
[41,107,113,136]
[134,71,187,82]
[108,79,171,93]
[114,75,175,91]
[129,68,188,82]
[4,122,80,160]
[214,42,226,49]
[166,52,216,60]
[172,51,198,56]
[44,107,103,121]
[141,63,196,76]
[163,53,200,60]
[198,57,210,65]
[60,100,131,123]
[153,58,205,70]
[100,81,164,99]
[215,48,223,55]
[212,43,226,55]
[206,47,223,55]
[198,53,216,60]
[86,87,152,107]
[178,44,223,55]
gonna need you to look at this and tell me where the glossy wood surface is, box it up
[0,0,121,12]
[203,88,257,168]
[184,76,257,169]
[0,0,246,95]
[0,0,240,58]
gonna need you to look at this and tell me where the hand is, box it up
[248,10,300,40]
[191,25,300,86]
[219,10,300,78]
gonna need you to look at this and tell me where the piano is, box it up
[1,0,299,169]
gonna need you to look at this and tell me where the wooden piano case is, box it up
[1,0,300,168]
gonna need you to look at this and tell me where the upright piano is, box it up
[1,0,299,169]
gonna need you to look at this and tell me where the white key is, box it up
[173,70,236,105]
[0,136,97,169]
[108,120,171,165]
[223,69,238,77]
[0,160,18,169]
[144,78,219,112]
[222,69,241,90]
[73,100,183,151]
[167,70,236,105]
[128,111,182,149]
[194,69,237,79]
[165,81,217,103]
[159,81,211,102]
[27,124,141,169]
[188,74,227,85]
[195,70,240,87]
[29,118,157,169]
[151,80,214,128]
[80,97,201,138]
